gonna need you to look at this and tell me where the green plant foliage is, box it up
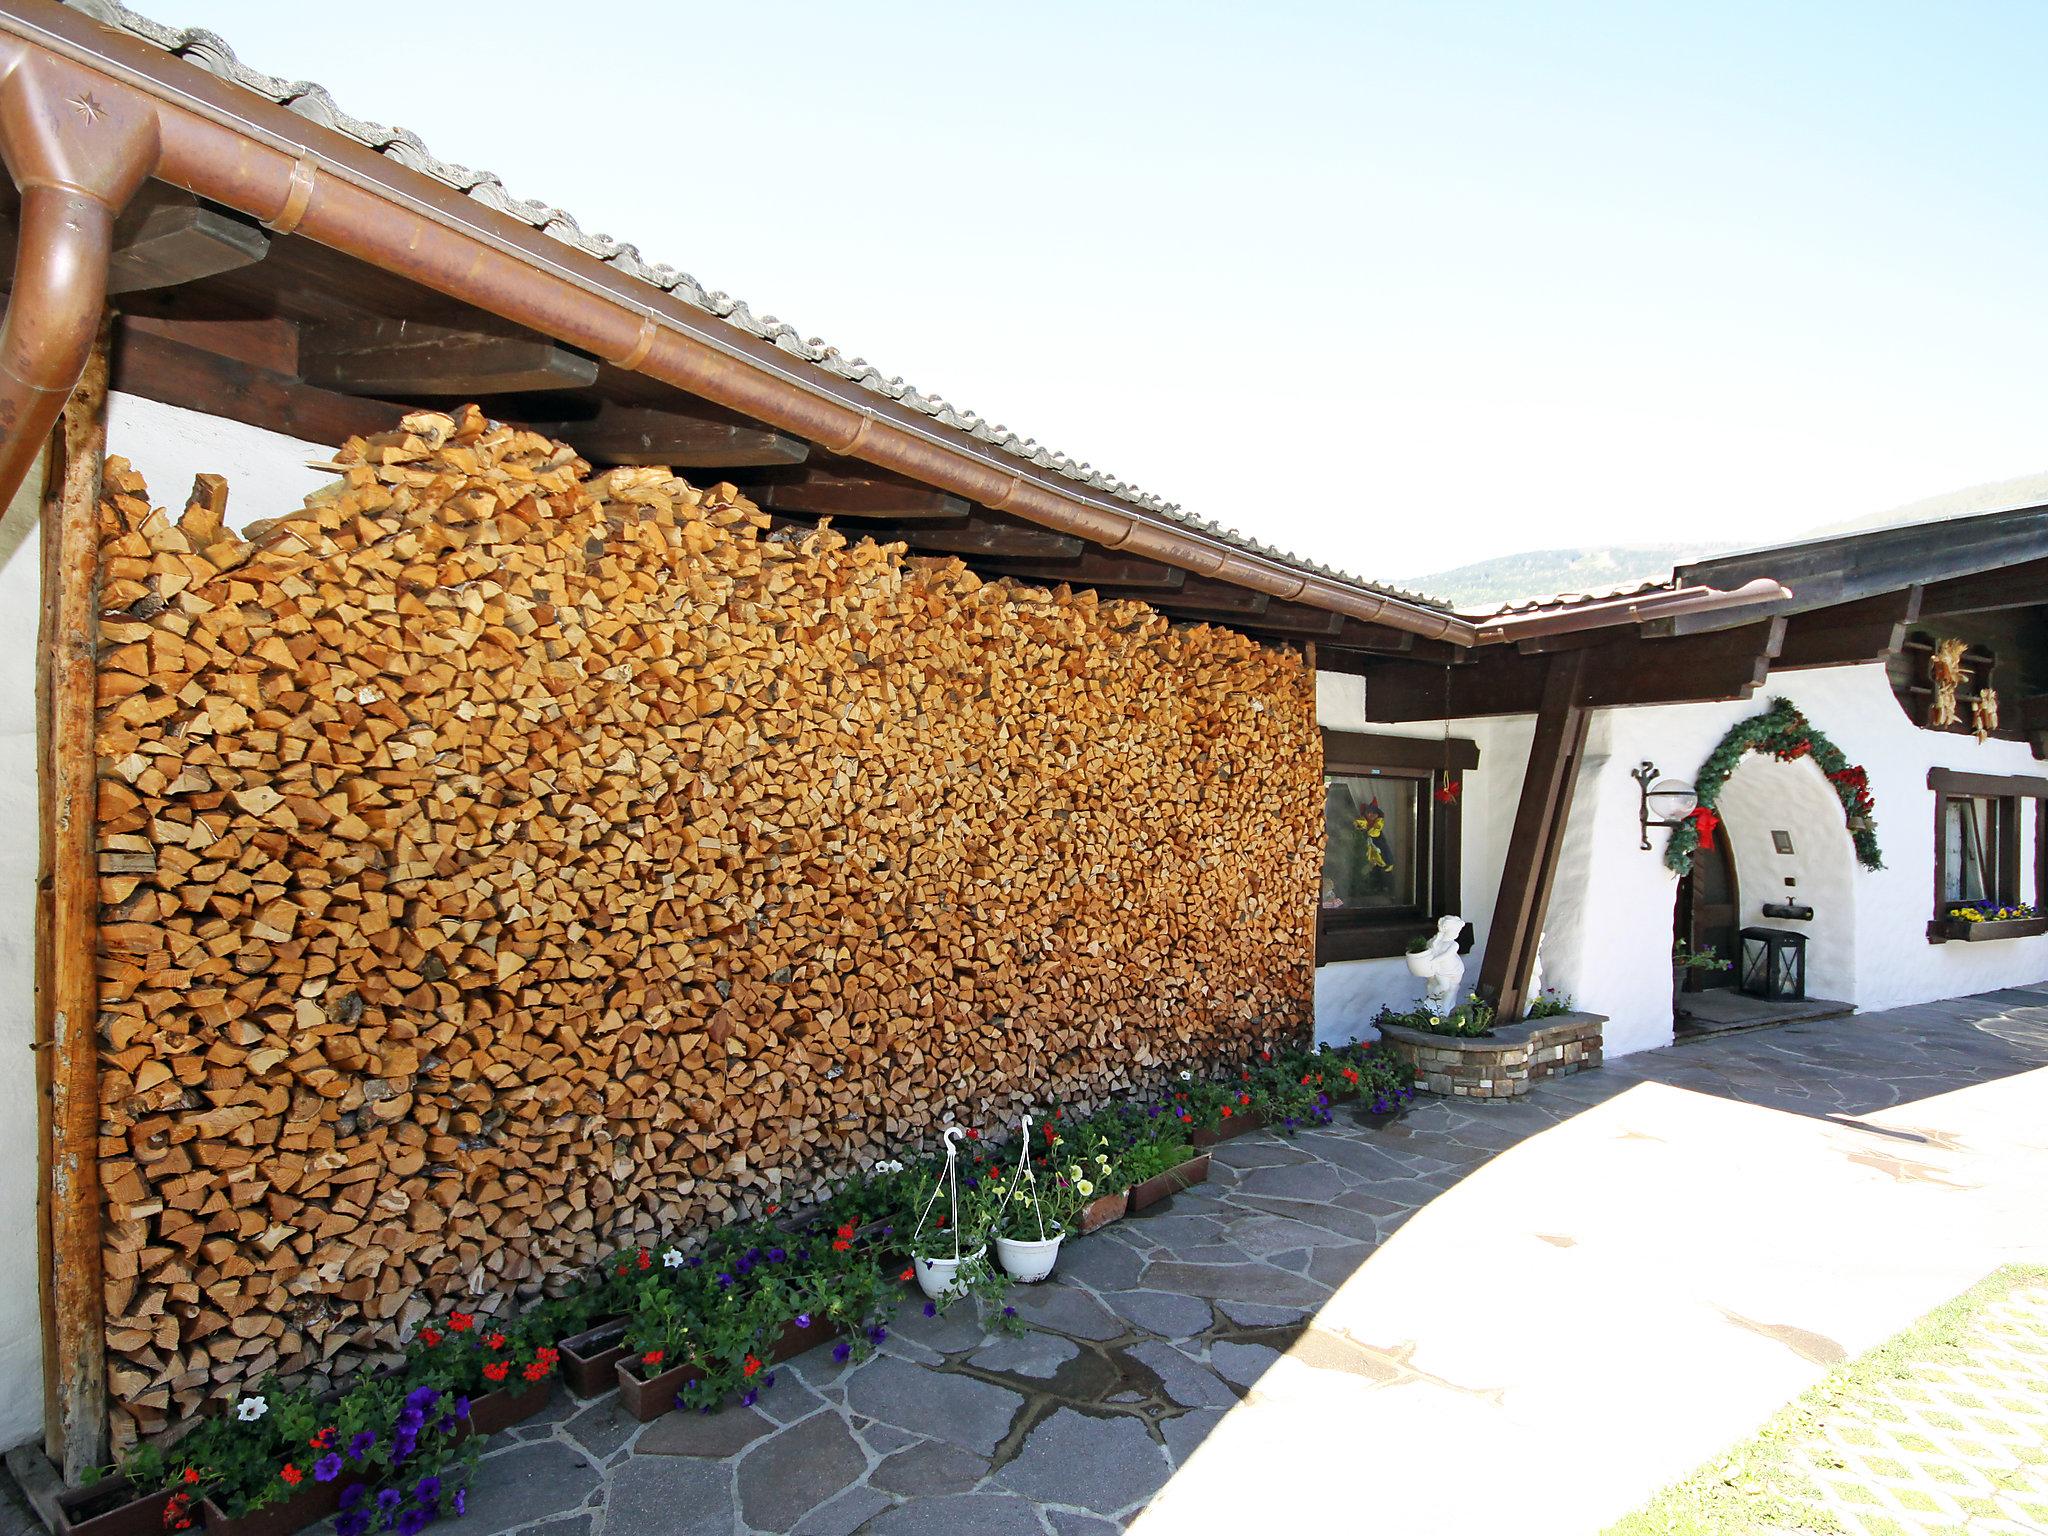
[1663,697,1882,878]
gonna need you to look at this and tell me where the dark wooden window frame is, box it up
[1926,767,2048,941]
[1317,729,1477,965]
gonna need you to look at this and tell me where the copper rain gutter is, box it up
[1470,577,1794,644]
[0,1,1792,649]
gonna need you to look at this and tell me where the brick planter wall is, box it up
[1373,1012,1606,1100]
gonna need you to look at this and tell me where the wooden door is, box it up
[1676,825,1741,990]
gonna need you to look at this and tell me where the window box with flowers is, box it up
[1937,902,2047,942]
[1318,730,1477,963]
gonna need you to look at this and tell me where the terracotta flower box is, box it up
[1127,1153,1210,1211]
[200,1477,341,1536]
[51,1477,174,1536]
[1076,1189,1128,1233]
[615,1355,704,1423]
[559,1317,630,1396]
[1191,1110,1264,1148]
[466,1375,554,1438]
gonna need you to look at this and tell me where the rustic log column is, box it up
[37,321,111,1479]
[1477,650,1590,1021]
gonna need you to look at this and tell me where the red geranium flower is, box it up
[1238,1093,1251,1106]
[965,1129,980,1140]
[832,1237,851,1251]
[742,1354,762,1378]
[637,1247,652,1270]
[766,1204,779,1214]
[523,1361,550,1383]
[485,1332,507,1351]
[1220,1106,1233,1119]
[482,1361,510,1383]
[1300,1074,1312,1085]
[279,1465,303,1487]
[449,1312,474,1332]
[899,1267,914,1282]
[641,1350,664,1367]
[420,1327,443,1348]
[181,1468,201,1485]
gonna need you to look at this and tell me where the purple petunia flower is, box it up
[764,1372,776,1388]
[396,1506,430,1536]
[1002,1306,1017,1317]
[346,1430,377,1462]
[688,1255,702,1267]
[453,1490,465,1517]
[313,1453,344,1483]
[794,1313,812,1329]
[868,1325,888,1344]
[413,1476,441,1504]
[404,1384,441,1413]
[377,1489,403,1515]
[742,1389,758,1408]
[922,1302,937,1318]
[336,1510,370,1536]
[716,1273,734,1289]
[832,1342,852,1363]
[454,1396,471,1420]
[768,1248,786,1263]
[340,1483,367,1511]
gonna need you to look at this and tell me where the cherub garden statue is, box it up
[1421,913,1466,1014]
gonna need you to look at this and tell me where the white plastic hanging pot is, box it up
[912,1246,985,1301]
[995,1232,1064,1283]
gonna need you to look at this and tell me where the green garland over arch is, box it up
[1663,697,1882,877]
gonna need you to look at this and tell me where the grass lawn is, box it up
[1607,1264,2048,1536]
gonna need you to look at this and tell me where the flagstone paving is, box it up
[404,983,2048,1535]
[10,988,2032,1536]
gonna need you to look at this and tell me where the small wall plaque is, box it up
[1771,830,1795,855]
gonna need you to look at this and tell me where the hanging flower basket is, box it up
[994,1232,1064,1283]
[1664,698,1882,877]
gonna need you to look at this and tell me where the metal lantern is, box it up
[1631,762,1699,851]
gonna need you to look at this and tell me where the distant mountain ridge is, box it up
[1401,543,1734,610]
[1406,467,2048,610]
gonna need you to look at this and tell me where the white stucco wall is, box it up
[1542,664,2048,1058]
[0,401,332,1453]
[1311,672,1537,1044]
[0,458,46,1452]
[1313,661,2048,1062]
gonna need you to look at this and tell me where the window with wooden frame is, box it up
[1317,729,1477,964]
[1927,767,2048,938]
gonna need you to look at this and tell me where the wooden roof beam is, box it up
[753,474,970,519]
[1775,587,1923,669]
[978,554,1187,591]
[300,317,600,395]
[517,403,807,468]
[1919,557,2048,618]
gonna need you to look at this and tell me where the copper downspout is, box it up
[0,47,156,515]
[0,46,158,1478]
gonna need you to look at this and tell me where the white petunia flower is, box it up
[234,1395,269,1423]
[662,1248,685,1268]
[1076,1180,1095,1198]
[1178,1070,1193,1081]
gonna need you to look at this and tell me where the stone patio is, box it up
[6,984,2046,1536]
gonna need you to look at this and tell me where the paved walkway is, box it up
[426,983,2048,1536]
[8,987,2041,1536]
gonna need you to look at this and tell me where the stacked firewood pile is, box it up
[90,406,1319,1442]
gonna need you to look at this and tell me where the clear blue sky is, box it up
[169,0,2048,579]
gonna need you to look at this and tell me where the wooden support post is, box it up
[37,319,110,1479]
[1477,650,1590,1021]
